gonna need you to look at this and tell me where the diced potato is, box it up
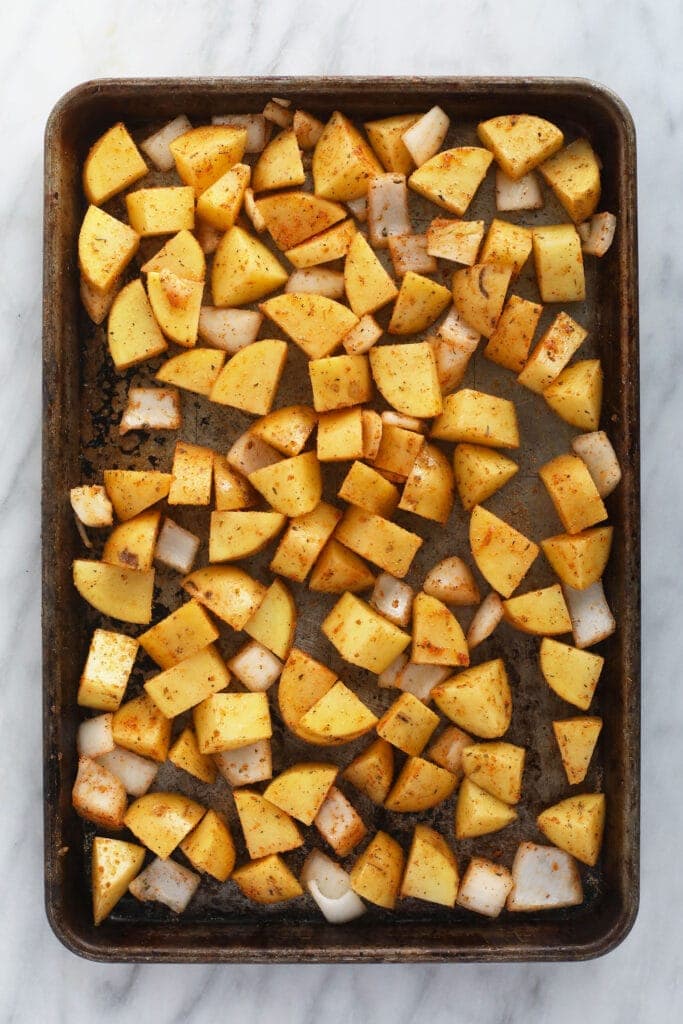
[385,756,457,812]
[477,114,564,179]
[269,502,342,583]
[507,841,583,911]
[502,584,572,636]
[309,539,376,594]
[168,726,217,784]
[243,579,297,660]
[317,408,364,462]
[107,279,168,371]
[361,409,383,460]
[495,168,544,211]
[91,837,145,926]
[210,338,287,415]
[374,422,424,478]
[214,456,257,512]
[321,592,410,673]
[261,293,358,359]
[369,342,442,418]
[168,441,214,506]
[537,793,605,866]
[543,359,603,430]
[343,231,398,316]
[72,755,127,830]
[141,229,206,282]
[124,791,205,859]
[194,163,250,231]
[563,579,616,649]
[388,271,451,335]
[367,173,412,249]
[541,526,613,591]
[365,113,420,173]
[349,831,405,910]
[571,431,622,498]
[147,268,203,347]
[248,452,323,518]
[453,443,518,511]
[462,741,525,804]
[532,224,586,303]
[277,648,337,743]
[539,637,604,710]
[180,809,236,882]
[111,692,171,763]
[483,294,542,373]
[339,461,399,517]
[79,206,139,293]
[343,738,394,804]
[456,856,513,918]
[138,600,218,671]
[553,717,603,785]
[400,825,459,907]
[214,738,273,787]
[432,659,512,738]
[539,138,601,223]
[313,111,383,201]
[251,405,317,456]
[425,218,485,265]
[126,186,195,236]
[412,592,469,667]
[455,778,517,839]
[170,125,247,194]
[423,556,480,607]
[198,306,263,352]
[256,191,346,250]
[72,560,154,624]
[452,262,512,338]
[233,789,303,858]
[517,311,588,393]
[212,225,288,307]
[370,574,414,627]
[470,504,539,598]
[467,592,504,649]
[539,453,608,534]
[393,441,453,524]
[427,725,473,782]
[299,681,377,743]
[432,389,519,448]
[264,762,338,825]
[144,643,231,718]
[78,629,138,711]
[182,566,266,630]
[284,219,357,268]
[232,855,303,904]
[70,485,113,530]
[252,129,305,192]
[387,233,437,277]
[83,123,148,205]
[314,787,367,857]
[342,314,382,355]
[309,354,372,412]
[156,348,225,397]
[102,509,161,573]
[194,692,272,754]
[335,505,423,578]
[480,219,533,276]
[377,692,439,756]
[409,147,493,215]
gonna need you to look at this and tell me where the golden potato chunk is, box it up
[541,526,613,591]
[243,579,297,660]
[532,225,586,303]
[256,191,346,250]
[156,348,226,397]
[376,692,440,756]
[553,717,603,785]
[83,122,148,205]
[126,186,195,236]
[539,138,601,223]
[349,831,404,909]
[309,354,372,412]
[193,692,272,754]
[313,111,383,201]
[232,855,303,904]
[462,742,525,804]
[252,129,305,192]
[343,738,394,804]
[539,637,604,711]
[147,270,203,347]
[196,163,251,231]
[452,262,512,337]
[483,295,543,372]
[344,231,398,316]
[432,389,519,449]
[537,793,605,866]
[170,125,247,194]
[233,789,303,859]
[212,225,288,307]
[251,405,318,456]
[277,648,337,743]
[269,502,342,583]
[517,311,587,393]
[477,114,563,180]
[107,279,168,371]
[78,629,138,711]
[398,443,454,525]
[453,443,518,511]
[539,453,608,534]
[412,592,469,667]
[91,837,145,925]
[455,778,517,839]
[210,339,287,415]
[285,219,357,268]
[543,359,603,431]
[248,452,322,518]
[112,693,172,763]
[321,592,410,673]
[144,644,230,718]
[168,727,217,784]
[335,506,423,578]
[409,147,493,215]
[124,792,205,859]
[79,206,139,293]
[432,659,512,739]
[180,809,236,882]
[385,757,457,812]
[364,113,421,174]
[72,560,154,624]
[502,584,572,636]
[298,681,378,743]
[479,218,533,276]
[182,566,266,630]
[400,825,459,907]
[102,509,161,573]
[309,539,376,594]
[264,762,338,825]
[369,342,442,418]
[470,505,539,598]
[388,271,451,335]
[141,229,206,282]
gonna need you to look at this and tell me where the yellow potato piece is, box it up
[412,592,469,667]
[144,643,231,718]
[182,566,266,630]
[168,441,214,506]
[517,311,588,394]
[339,461,400,518]
[313,111,383,201]
[180,809,236,882]
[193,692,272,754]
[377,692,440,756]
[170,125,247,194]
[537,793,605,866]
[73,560,154,624]
[233,790,303,859]
[543,359,603,430]
[251,405,318,457]
[277,648,337,742]
[388,271,451,335]
[539,638,604,711]
[196,163,251,231]
[124,792,205,859]
[309,539,376,594]
[168,726,217,784]
[261,292,358,359]
[264,762,338,825]
[256,191,346,250]
[453,443,518,511]
[317,409,364,462]
[212,225,288,307]
[210,339,287,415]
[532,224,586,303]
[309,354,372,412]
[455,778,517,839]
[369,342,442,418]
[477,114,564,180]
[462,742,526,804]
[398,443,454,525]
[126,186,195,236]
[469,505,538,598]
[322,592,410,673]
[77,628,138,712]
[156,348,226,397]
[107,279,168,371]
[349,831,404,909]
[426,218,485,265]
[553,717,603,785]
[432,659,512,739]
[141,229,206,282]
[213,456,257,511]
[343,738,394,805]
[541,527,613,591]
[252,129,305,192]
[102,509,161,572]
[409,147,493,215]
[248,452,323,518]
[344,232,398,316]
[83,122,147,205]
[209,510,286,563]
[79,205,139,293]
[364,113,420,174]
[452,262,513,337]
[232,854,303,904]
[147,269,203,347]
[502,584,572,636]
[539,138,601,223]
[400,825,459,907]
[299,681,378,743]
[385,757,457,812]
[285,219,357,268]
[432,389,519,449]
[335,505,423,579]
[103,469,172,522]
[483,295,543,373]
[269,502,342,583]
[479,219,533,276]
[112,693,172,763]
[91,837,145,926]
[539,454,608,534]
[243,579,297,659]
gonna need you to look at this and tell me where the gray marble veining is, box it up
[2,0,681,1020]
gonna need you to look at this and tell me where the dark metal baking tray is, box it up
[43,77,640,963]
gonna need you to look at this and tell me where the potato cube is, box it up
[243,579,297,660]
[502,584,572,637]
[364,112,420,174]
[312,111,383,201]
[144,643,231,718]
[180,809,236,882]
[126,186,195,236]
[277,648,337,742]
[477,114,564,180]
[107,279,168,371]
[539,637,604,711]
[256,191,345,250]
[309,539,376,594]
[453,443,518,511]
[124,791,205,859]
[262,293,358,359]
[385,756,457,811]
[233,789,303,858]
[369,342,442,418]
[344,231,398,316]
[252,129,305,192]
[170,125,247,194]
[373,422,425,477]
[532,225,586,303]
[335,505,423,578]
[298,681,377,743]
[138,601,219,671]
[91,837,145,925]
[349,831,405,909]
[213,456,257,511]
[400,825,459,907]
[168,441,214,506]
[539,138,601,223]
[78,629,138,711]
[426,218,485,265]
[309,354,372,412]
[479,218,533,276]
[432,389,519,448]
[79,205,139,293]
[483,295,542,373]
[112,693,172,762]
[376,692,439,756]
[269,502,342,583]
[537,793,605,866]
[539,453,608,534]
[72,560,155,625]
[409,147,493,215]
[249,452,322,519]
[232,855,303,904]
[412,592,469,667]
[83,123,148,205]
[284,219,357,268]
[469,505,539,598]
[338,461,400,517]
[388,271,452,335]
[517,311,588,393]
[321,592,410,673]
[541,526,613,591]
[193,692,272,754]
[103,469,172,521]
[432,659,512,739]
[398,443,455,526]
[343,738,394,804]
[317,408,364,461]
[462,741,525,804]
[196,163,250,231]
[264,762,339,825]
[452,262,512,337]
[543,359,603,431]
[141,228,206,282]
[455,778,517,839]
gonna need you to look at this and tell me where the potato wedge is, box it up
[385,757,457,812]
[180,809,236,882]
[483,294,543,373]
[182,566,266,630]
[369,342,442,418]
[376,692,440,756]
[339,461,399,518]
[452,262,513,337]
[170,125,247,194]
[269,502,341,583]
[502,584,572,636]
[409,147,493,215]
[553,717,603,785]
[543,359,603,430]
[432,388,519,448]
[517,311,588,394]
[248,452,323,518]
[209,339,287,415]
[541,526,613,591]
[156,348,226,397]
[251,405,318,456]
[313,111,383,201]
[398,443,455,525]
[462,741,525,804]
[195,163,250,231]
[432,659,512,739]
[469,505,539,598]
[349,831,404,910]
[79,205,139,293]
[539,453,608,534]
[243,579,297,660]
[309,354,372,411]
[344,231,398,316]
[343,738,394,804]
[277,648,337,743]
[107,279,168,371]
[212,225,288,307]
[168,726,217,784]
[284,219,357,268]
[321,592,410,673]
[92,837,145,926]
[400,825,459,907]
[299,681,378,743]
[232,855,303,904]
[102,509,161,573]
[252,129,305,192]
[309,539,376,594]
[126,186,195,236]
[264,762,338,825]
[233,789,303,859]
[124,792,205,859]
[412,592,469,667]
[73,560,154,624]
[364,113,420,174]
[194,692,272,754]
[83,122,147,205]
[374,423,425,478]
[453,443,518,511]
[455,777,517,839]
[477,114,563,179]
[141,229,206,282]
[537,793,605,866]
[261,292,358,359]
[388,271,452,335]
[256,191,346,249]
[539,138,601,223]
[532,224,586,303]
[539,637,604,711]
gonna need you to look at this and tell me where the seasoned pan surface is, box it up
[43,77,639,962]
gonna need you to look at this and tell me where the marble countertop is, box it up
[3,0,680,1019]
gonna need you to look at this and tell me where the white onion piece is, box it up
[227,431,282,476]
[495,168,544,212]
[342,314,382,354]
[214,739,273,787]
[70,485,113,528]
[578,212,617,257]
[271,96,292,108]
[571,430,622,497]
[314,787,366,857]
[71,756,127,830]
[194,218,223,255]
[381,410,427,434]
[119,387,181,436]
[424,556,480,606]
[263,99,293,128]
[77,713,115,759]
[370,573,414,627]
[97,746,159,797]
[286,268,345,300]
[456,857,513,918]
[388,233,436,276]
[427,724,473,779]
[74,516,92,550]
[154,518,200,574]
[346,196,367,222]
[307,880,367,924]
[140,115,192,171]
[562,580,616,649]
[378,651,408,689]
[507,842,583,911]
[429,307,480,394]
[301,849,366,923]
[198,307,263,353]
[129,857,200,914]
[211,113,269,152]
[467,592,504,649]
[243,187,267,233]
[228,640,283,692]
[396,661,449,702]
[361,410,383,460]
[293,109,324,149]
[367,173,411,249]
[80,275,119,324]
[402,106,450,167]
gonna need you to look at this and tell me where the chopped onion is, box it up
[314,787,366,857]
[495,169,544,212]
[154,518,200,574]
[71,755,127,831]
[140,114,192,171]
[300,849,366,923]
[80,275,119,324]
[194,217,223,255]
[97,746,159,796]
[77,713,115,759]
[424,556,480,605]
[562,579,616,649]
[346,196,367,222]
[381,410,428,434]
[388,233,437,276]
[361,409,383,460]
[577,212,617,257]
[467,592,504,648]
[507,842,582,911]
[427,724,473,780]
[198,307,263,353]
[571,430,622,497]
[456,857,513,918]
[228,640,283,692]
[227,431,282,476]
[367,173,411,249]
[129,857,200,914]
[74,516,92,549]
[370,573,414,627]
[396,661,449,702]
[243,187,267,232]
[402,105,450,166]
[70,485,113,528]
[211,113,270,152]
[293,109,324,149]
[428,307,480,393]
[286,267,345,299]
[271,96,292,108]
[378,651,409,689]
[343,314,382,354]
[263,99,293,128]
[119,387,181,435]
[214,739,273,787]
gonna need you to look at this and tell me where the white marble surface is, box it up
[2,0,680,1019]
